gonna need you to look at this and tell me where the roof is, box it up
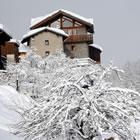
[30,9,94,30]
[0,24,12,38]
[22,27,68,43]
[9,39,20,46]
[18,43,30,52]
[89,44,103,52]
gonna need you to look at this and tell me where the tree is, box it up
[11,52,140,140]
[122,60,140,93]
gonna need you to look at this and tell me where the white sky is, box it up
[0,0,140,66]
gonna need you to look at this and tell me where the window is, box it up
[31,37,35,41]
[45,51,50,56]
[45,40,49,45]
[71,45,75,51]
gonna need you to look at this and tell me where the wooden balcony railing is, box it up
[64,34,93,44]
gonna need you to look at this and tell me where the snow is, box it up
[0,129,23,140]
[89,43,103,52]
[30,9,94,28]
[1,53,140,139]
[101,132,119,140]
[88,18,94,24]
[131,122,140,140]
[0,24,3,29]
[22,26,68,41]
[0,23,12,38]
[18,43,30,52]
[9,39,20,45]
[0,85,32,139]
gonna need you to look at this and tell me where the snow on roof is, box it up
[19,43,30,52]
[89,44,103,52]
[0,24,12,38]
[22,26,68,42]
[9,39,20,45]
[30,9,94,28]
[0,24,3,29]
[87,18,94,24]
[30,10,59,27]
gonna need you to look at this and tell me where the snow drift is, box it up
[0,85,33,139]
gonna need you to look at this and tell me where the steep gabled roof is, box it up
[30,9,94,31]
[22,27,68,43]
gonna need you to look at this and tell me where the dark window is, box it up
[45,51,50,56]
[45,40,49,45]
[71,45,75,51]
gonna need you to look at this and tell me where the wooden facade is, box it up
[88,46,101,63]
[0,42,19,63]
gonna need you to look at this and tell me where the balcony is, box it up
[64,34,93,44]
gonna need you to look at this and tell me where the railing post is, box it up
[16,79,19,91]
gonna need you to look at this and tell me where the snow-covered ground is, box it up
[0,84,140,139]
[0,129,23,140]
[0,85,32,140]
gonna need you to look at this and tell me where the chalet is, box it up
[22,27,68,57]
[5,39,19,63]
[22,9,102,63]
[0,39,19,63]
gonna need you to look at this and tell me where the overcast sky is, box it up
[0,0,140,66]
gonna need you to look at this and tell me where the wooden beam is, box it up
[62,25,85,29]
[60,16,63,28]
[73,19,75,27]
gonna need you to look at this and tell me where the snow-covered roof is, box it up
[18,43,30,53]
[22,27,68,43]
[0,24,3,29]
[0,24,12,38]
[89,44,103,52]
[9,39,20,45]
[30,9,94,28]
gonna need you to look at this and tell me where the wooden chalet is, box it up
[23,9,102,63]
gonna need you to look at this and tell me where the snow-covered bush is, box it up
[12,53,140,140]
[1,50,47,96]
